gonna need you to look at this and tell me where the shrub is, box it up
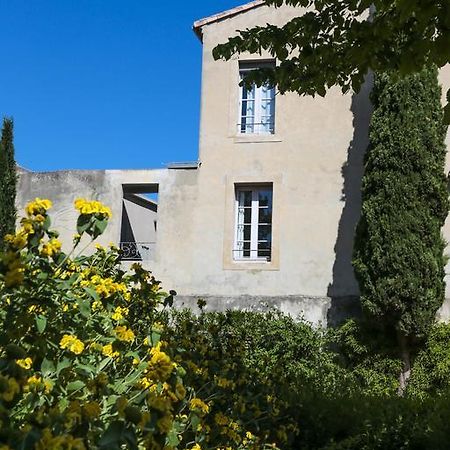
[165,310,305,447]
[407,323,450,398]
[0,199,283,449]
[0,118,17,249]
[353,66,449,389]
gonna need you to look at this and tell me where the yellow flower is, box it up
[41,238,62,257]
[20,218,35,235]
[4,232,27,249]
[190,444,202,450]
[16,357,32,369]
[102,344,119,358]
[216,376,234,389]
[111,306,129,321]
[89,342,103,352]
[24,375,52,394]
[92,301,103,311]
[25,198,52,217]
[83,401,101,419]
[156,414,173,434]
[60,334,85,355]
[215,412,228,426]
[146,342,174,381]
[189,398,210,415]
[84,275,127,298]
[74,198,112,218]
[245,431,256,440]
[115,326,135,343]
[174,382,186,400]
[35,429,85,450]
[43,379,53,393]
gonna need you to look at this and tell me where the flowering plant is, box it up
[0,199,198,449]
[0,199,284,449]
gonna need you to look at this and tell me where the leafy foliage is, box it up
[3,198,450,448]
[213,0,450,112]
[0,118,17,250]
[353,66,449,341]
[408,323,450,398]
[292,391,450,450]
[0,199,284,449]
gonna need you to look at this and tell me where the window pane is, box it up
[258,190,272,207]
[258,225,272,241]
[243,225,251,241]
[239,191,252,207]
[258,241,271,259]
[258,207,272,224]
[244,207,252,224]
[243,241,251,258]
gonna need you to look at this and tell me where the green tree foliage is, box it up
[352,67,449,389]
[213,0,450,112]
[0,118,17,249]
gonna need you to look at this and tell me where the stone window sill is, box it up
[232,134,282,144]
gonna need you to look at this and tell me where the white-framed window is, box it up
[238,61,276,135]
[234,185,273,261]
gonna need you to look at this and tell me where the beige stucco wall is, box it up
[16,168,200,284]
[186,3,366,301]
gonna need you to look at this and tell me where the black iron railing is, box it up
[119,242,155,261]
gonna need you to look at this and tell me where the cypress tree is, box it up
[353,67,449,393]
[0,118,17,249]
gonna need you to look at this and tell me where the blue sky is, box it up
[0,1,247,171]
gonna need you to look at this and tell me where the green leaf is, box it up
[166,431,180,447]
[151,331,161,346]
[18,428,41,450]
[76,215,92,235]
[191,413,201,431]
[83,287,100,301]
[76,362,95,375]
[35,315,47,334]
[56,358,71,376]
[77,298,91,318]
[66,380,85,392]
[41,358,55,376]
[58,397,69,411]
[94,218,108,235]
[99,421,126,450]
[43,214,51,231]
[123,428,138,450]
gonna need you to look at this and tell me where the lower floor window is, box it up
[234,184,272,261]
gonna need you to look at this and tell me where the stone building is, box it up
[16,1,450,325]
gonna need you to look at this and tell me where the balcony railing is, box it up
[119,242,155,261]
[232,248,271,262]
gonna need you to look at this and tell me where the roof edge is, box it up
[193,0,265,41]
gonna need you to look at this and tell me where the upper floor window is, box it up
[238,61,276,135]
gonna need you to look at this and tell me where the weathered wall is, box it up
[16,168,200,281]
[185,4,367,318]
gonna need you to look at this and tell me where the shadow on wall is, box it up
[326,73,374,327]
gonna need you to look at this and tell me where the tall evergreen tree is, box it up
[353,67,449,393]
[0,118,17,249]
